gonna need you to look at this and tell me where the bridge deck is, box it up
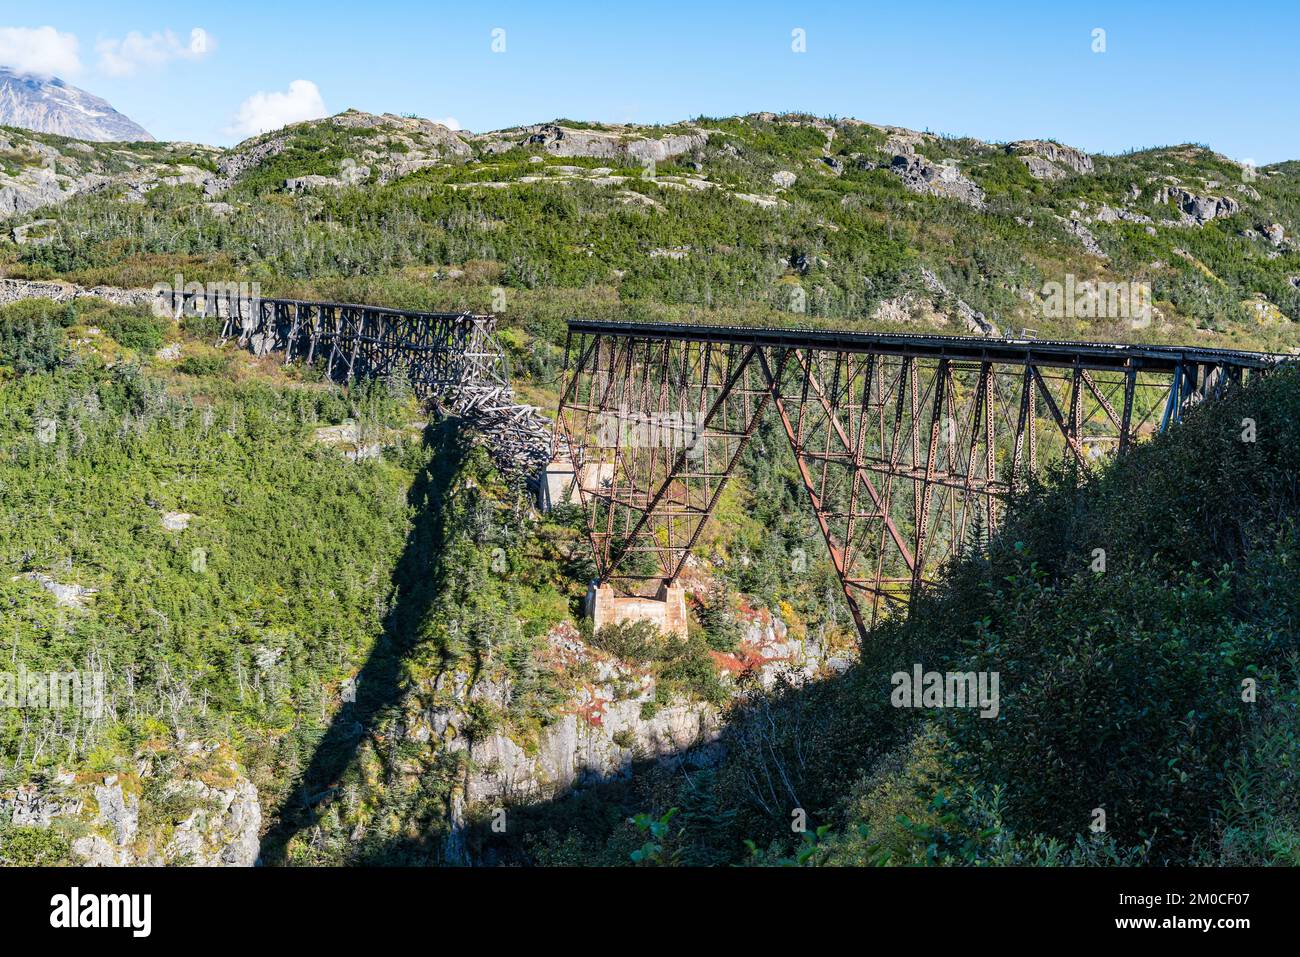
[566,319,1288,373]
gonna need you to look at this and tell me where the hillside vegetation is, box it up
[0,295,749,864]
[2,111,1298,362]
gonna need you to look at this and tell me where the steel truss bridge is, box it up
[555,321,1287,638]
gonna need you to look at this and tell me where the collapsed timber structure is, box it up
[170,290,551,481]
[553,320,1289,640]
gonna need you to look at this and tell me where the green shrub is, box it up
[0,825,71,865]
[102,309,166,353]
[588,620,727,705]
[0,306,68,374]
[589,620,661,663]
[180,310,224,340]
[695,588,741,652]
[0,297,75,327]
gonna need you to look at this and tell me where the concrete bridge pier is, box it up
[537,458,614,511]
[585,580,688,639]
[537,459,577,510]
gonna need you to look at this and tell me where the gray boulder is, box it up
[11,218,56,245]
[1163,186,1240,225]
[0,166,68,217]
[1062,215,1108,258]
[93,779,138,845]
[920,267,999,334]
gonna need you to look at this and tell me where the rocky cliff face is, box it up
[869,267,999,334]
[446,606,824,854]
[890,152,987,209]
[0,126,219,220]
[0,67,153,142]
[1007,139,1095,179]
[295,594,831,865]
[2,742,261,866]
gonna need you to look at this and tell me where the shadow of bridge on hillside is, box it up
[257,421,470,866]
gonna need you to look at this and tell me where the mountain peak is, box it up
[0,66,153,142]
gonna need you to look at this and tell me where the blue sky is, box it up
[3,0,1297,162]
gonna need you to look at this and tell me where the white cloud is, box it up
[96,27,214,77]
[0,25,82,77]
[228,80,326,138]
[432,116,461,131]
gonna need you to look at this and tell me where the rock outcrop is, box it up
[0,165,69,218]
[357,597,830,857]
[0,277,161,310]
[1092,204,1153,225]
[1162,186,1241,225]
[920,267,999,334]
[1062,214,1109,258]
[312,419,390,462]
[440,607,826,806]
[874,125,937,157]
[890,153,986,209]
[463,704,720,803]
[2,784,82,827]
[11,218,57,244]
[285,171,368,193]
[870,268,999,335]
[1006,139,1095,179]
[871,291,948,330]
[479,123,708,165]
[89,163,215,204]
[12,571,97,608]
[205,110,472,196]
[0,129,220,220]
[3,744,261,867]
